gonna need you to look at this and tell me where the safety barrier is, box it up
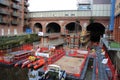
[79,56,90,80]
[22,44,33,51]
[0,50,32,66]
[47,50,65,65]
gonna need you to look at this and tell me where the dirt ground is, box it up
[54,56,85,74]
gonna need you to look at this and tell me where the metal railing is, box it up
[12,12,20,17]
[0,19,8,24]
[0,9,9,15]
[24,8,29,13]
[29,5,110,18]
[11,20,18,25]
[12,3,20,10]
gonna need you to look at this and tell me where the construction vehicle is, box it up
[40,64,66,80]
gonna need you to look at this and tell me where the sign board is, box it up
[35,52,49,58]
[102,58,108,64]
[38,32,43,36]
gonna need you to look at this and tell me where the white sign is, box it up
[38,32,43,36]
[35,52,49,58]
[102,58,108,64]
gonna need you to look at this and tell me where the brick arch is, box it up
[64,21,82,33]
[92,18,109,28]
[46,22,61,33]
[30,17,109,34]
[86,22,105,42]
[33,22,43,33]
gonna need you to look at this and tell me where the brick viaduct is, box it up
[28,16,109,33]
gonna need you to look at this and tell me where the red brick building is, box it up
[114,0,120,42]
[0,0,29,36]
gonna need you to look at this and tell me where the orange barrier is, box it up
[27,58,45,69]
[14,59,28,67]
[0,50,7,54]
[22,44,33,51]
[74,73,80,77]
[34,59,45,70]
[79,54,88,76]
[21,60,32,68]
[40,47,48,52]
[46,50,65,65]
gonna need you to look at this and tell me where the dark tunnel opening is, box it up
[34,23,42,32]
[86,22,105,42]
[66,22,82,33]
[46,22,61,33]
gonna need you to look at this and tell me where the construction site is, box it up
[0,0,120,80]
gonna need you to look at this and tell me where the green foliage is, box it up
[109,42,120,48]
[0,34,40,50]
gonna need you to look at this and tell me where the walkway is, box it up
[95,46,112,80]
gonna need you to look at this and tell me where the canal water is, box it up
[0,67,28,80]
[0,67,80,80]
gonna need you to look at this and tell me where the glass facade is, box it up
[77,5,91,10]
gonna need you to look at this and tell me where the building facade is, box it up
[29,0,111,34]
[114,0,120,42]
[0,0,29,36]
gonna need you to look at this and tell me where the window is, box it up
[78,5,91,10]
[8,29,10,35]
[71,14,75,16]
[1,29,4,36]
[65,14,69,16]
[14,29,17,35]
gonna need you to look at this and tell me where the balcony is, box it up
[0,9,9,15]
[24,8,29,13]
[0,19,8,24]
[11,20,18,25]
[12,12,20,17]
[24,2,29,7]
[12,3,20,10]
[0,0,9,6]
[24,14,29,19]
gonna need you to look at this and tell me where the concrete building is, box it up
[0,0,29,36]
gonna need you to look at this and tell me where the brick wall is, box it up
[113,15,120,42]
